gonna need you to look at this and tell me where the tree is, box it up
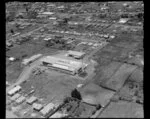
[10,29,14,34]
[71,89,82,100]
[63,97,71,104]
[96,104,101,110]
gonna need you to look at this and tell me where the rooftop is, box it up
[67,50,85,57]
[40,55,85,71]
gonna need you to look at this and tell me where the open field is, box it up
[20,69,82,103]
[99,101,143,118]
[6,61,23,84]
[93,59,122,86]
[103,63,137,91]
[79,83,115,106]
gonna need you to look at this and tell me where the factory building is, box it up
[7,85,21,96]
[40,56,87,75]
[66,50,85,59]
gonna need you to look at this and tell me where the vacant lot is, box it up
[129,68,143,82]
[21,69,81,104]
[6,42,45,59]
[93,43,131,62]
[75,102,96,117]
[104,63,137,91]
[79,83,115,106]
[93,59,122,86]
[6,61,23,84]
[99,101,143,118]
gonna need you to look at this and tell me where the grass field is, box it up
[99,101,143,118]
[6,61,23,84]
[104,63,137,91]
[20,69,81,104]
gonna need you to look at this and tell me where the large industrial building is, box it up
[40,56,87,75]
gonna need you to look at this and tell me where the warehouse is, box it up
[67,50,85,59]
[40,56,87,75]
[7,85,21,96]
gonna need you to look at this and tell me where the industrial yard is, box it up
[6,2,143,118]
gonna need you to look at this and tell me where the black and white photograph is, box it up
[6,2,144,118]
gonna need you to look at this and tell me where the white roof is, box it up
[16,96,25,103]
[68,50,85,57]
[40,56,84,71]
[33,103,43,110]
[41,12,54,15]
[50,112,64,118]
[52,63,74,71]
[43,37,52,41]
[57,5,64,9]
[88,42,93,45]
[22,54,42,65]
[49,17,56,20]
[9,57,15,61]
[40,103,55,115]
[93,43,98,47]
[8,85,21,95]
[27,96,37,103]
[10,93,21,101]
[110,35,115,39]
[119,18,128,23]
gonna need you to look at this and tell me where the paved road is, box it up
[8,22,53,41]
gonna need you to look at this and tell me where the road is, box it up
[8,22,53,41]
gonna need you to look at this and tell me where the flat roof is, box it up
[41,12,54,15]
[68,50,85,57]
[26,96,37,103]
[33,103,43,110]
[16,96,26,103]
[8,85,21,95]
[40,56,84,70]
[40,103,55,115]
[10,93,21,101]
[22,54,42,64]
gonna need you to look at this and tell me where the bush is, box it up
[71,89,82,100]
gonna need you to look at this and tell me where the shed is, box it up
[16,96,26,104]
[10,93,21,101]
[33,103,43,111]
[26,96,37,104]
[8,57,16,61]
[67,50,85,59]
[7,85,21,96]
